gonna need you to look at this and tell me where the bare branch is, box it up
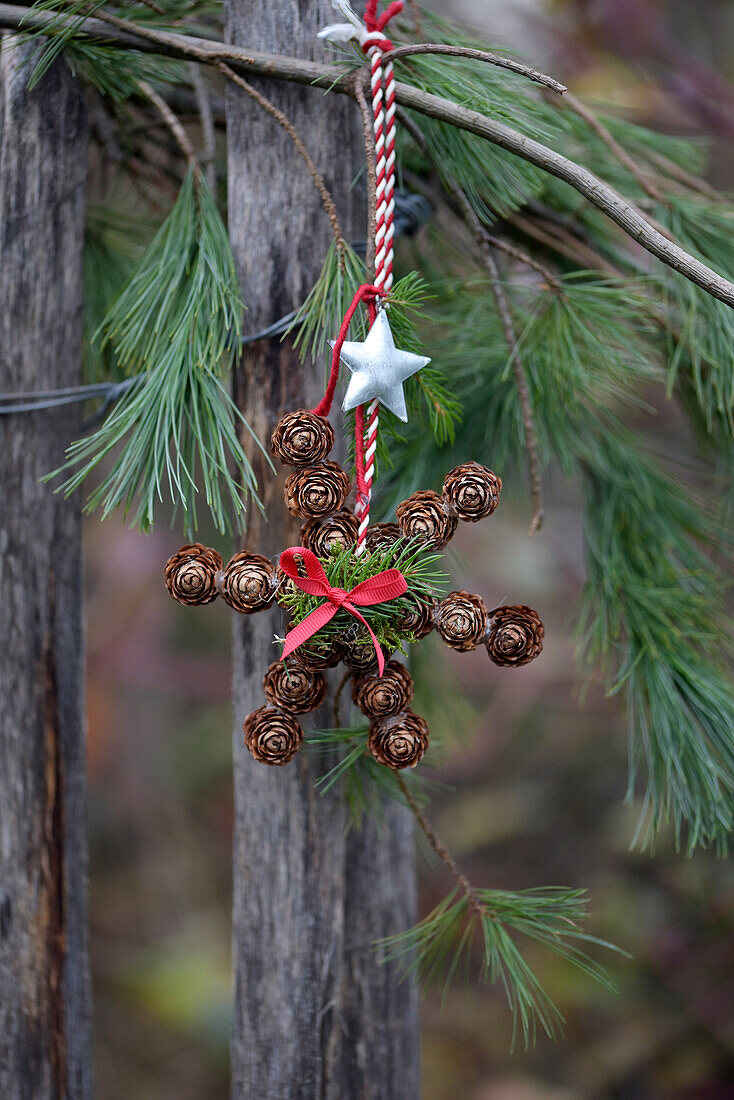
[3,4,734,306]
[383,42,567,96]
[136,78,197,168]
[395,774,485,920]
[450,186,545,534]
[188,62,216,191]
[215,60,346,258]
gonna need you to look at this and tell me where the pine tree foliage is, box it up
[380,887,619,1048]
[51,167,265,533]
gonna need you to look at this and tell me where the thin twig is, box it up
[561,91,667,206]
[450,186,545,533]
[382,42,567,96]
[137,79,197,168]
[646,150,726,203]
[484,233,561,292]
[353,73,377,280]
[4,4,734,305]
[332,670,352,729]
[395,773,485,920]
[188,62,216,191]
[215,60,346,259]
[406,0,423,39]
[508,210,624,277]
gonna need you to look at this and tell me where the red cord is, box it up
[311,284,381,418]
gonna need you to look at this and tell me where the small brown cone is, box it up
[294,636,344,671]
[342,634,390,674]
[442,462,501,522]
[435,590,488,652]
[300,509,359,558]
[396,597,436,640]
[352,660,414,719]
[368,710,429,770]
[263,658,326,715]
[364,522,403,554]
[243,706,303,766]
[396,490,457,549]
[165,543,223,606]
[284,460,351,519]
[486,605,544,667]
[270,409,334,466]
[221,552,276,614]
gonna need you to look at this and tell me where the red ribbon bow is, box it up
[279,546,407,676]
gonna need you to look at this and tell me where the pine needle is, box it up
[49,167,266,534]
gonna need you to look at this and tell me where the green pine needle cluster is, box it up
[375,268,733,852]
[277,538,446,655]
[51,167,265,533]
[380,887,619,1048]
[25,1,185,99]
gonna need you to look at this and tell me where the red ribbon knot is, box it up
[279,546,408,676]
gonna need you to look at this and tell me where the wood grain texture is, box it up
[225,2,420,1097]
[0,37,91,1099]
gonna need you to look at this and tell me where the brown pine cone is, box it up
[435,590,488,652]
[300,509,359,558]
[270,409,334,466]
[486,605,544,667]
[165,543,223,606]
[294,636,344,670]
[442,462,502,522]
[396,597,436,640]
[284,461,351,519]
[243,705,303,766]
[263,658,326,715]
[368,709,429,770]
[352,660,414,719]
[364,522,403,555]
[395,490,458,549]
[222,552,276,614]
[342,634,390,674]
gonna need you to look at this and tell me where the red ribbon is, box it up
[279,546,407,676]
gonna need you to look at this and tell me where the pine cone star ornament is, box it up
[164,399,544,772]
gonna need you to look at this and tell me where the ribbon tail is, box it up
[346,605,386,676]
[281,603,337,661]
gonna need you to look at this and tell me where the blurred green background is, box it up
[85,2,734,1096]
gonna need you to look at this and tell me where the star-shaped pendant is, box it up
[331,310,431,423]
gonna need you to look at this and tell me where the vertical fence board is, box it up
[225,2,420,1096]
[0,39,91,1100]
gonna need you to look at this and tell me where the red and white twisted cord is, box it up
[355,21,398,553]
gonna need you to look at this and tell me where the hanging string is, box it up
[354,0,401,553]
[312,283,380,418]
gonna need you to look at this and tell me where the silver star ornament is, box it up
[332,309,431,423]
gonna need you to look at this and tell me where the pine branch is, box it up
[49,166,266,533]
[560,91,667,206]
[5,3,734,304]
[398,115,545,532]
[385,775,618,1046]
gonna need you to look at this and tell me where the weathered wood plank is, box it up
[0,37,91,1100]
[224,2,420,1096]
